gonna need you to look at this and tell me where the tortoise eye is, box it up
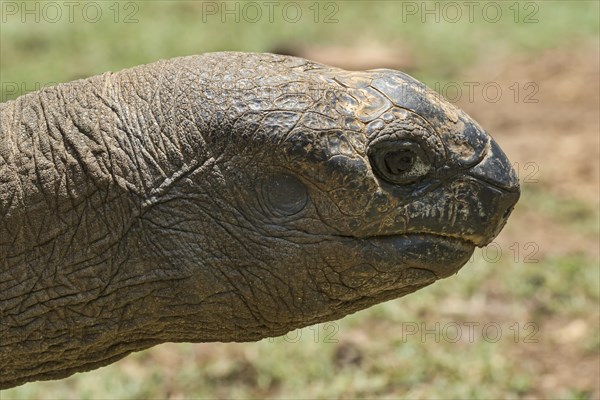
[368,140,431,185]
[384,149,416,175]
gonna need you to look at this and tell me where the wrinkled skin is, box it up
[0,52,519,388]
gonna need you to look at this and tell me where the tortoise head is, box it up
[0,53,522,387]
[142,54,520,335]
[186,58,520,332]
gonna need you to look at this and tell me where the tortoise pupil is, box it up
[384,150,415,175]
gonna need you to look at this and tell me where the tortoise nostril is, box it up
[502,205,514,220]
[469,138,520,193]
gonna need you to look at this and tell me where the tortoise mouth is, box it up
[368,229,484,248]
[365,233,475,279]
[377,232,477,246]
[368,232,477,251]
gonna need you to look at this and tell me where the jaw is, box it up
[308,232,476,307]
[364,233,476,279]
[290,233,475,328]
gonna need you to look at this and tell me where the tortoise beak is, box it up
[469,137,520,193]
[467,136,520,246]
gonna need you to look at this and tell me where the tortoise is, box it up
[0,52,519,388]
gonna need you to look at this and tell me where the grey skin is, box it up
[0,52,519,388]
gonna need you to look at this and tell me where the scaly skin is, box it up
[0,52,519,388]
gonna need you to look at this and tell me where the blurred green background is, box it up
[1,0,598,100]
[1,1,599,398]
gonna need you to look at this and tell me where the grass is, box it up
[1,1,599,100]
[521,187,600,235]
